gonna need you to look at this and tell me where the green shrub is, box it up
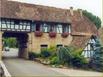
[29,52,39,60]
[48,45,57,56]
[48,45,57,52]
[57,47,73,65]
[50,56,60,65]
[89,39,103,72]
[70,48,88,68]
[73,48,83,55]
[40,48,51,58]
[71,55,88,68]
[57,46,89,68]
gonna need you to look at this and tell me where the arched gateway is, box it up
[0,18,32,60]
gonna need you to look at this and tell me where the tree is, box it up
[83,10,101,29]
[89,38,103,72]
[3,38,18,48]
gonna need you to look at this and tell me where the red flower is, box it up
[61,32,69,38]
[35,31,43,37]
[49,32,56,37]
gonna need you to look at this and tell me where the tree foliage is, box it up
[83,10,101,29]
[89,38,103,72]
[3,38,18,48]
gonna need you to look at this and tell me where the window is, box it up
[49,25,56,32]
[57,44,63,48]
[20,21,31,31]
[31,23,35,31]
[42,23,48,32]
[0,18,31,31]
[35,23,41,31]
[6,20,10,29]
[26,26,30,30]
[1,20,6,29]
[62,25,69,33]
[41,45,48,49]
[56,24,62,33]
[68,25,71,33]
[14,20,20,25]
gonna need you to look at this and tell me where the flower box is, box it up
[61,32,69,38]
[49,32,56,37]
[35,31,43,37]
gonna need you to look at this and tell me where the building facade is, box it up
[0,0,98,60]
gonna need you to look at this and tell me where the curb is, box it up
[0,61,11,77]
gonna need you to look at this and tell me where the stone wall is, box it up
[28,32,73,53]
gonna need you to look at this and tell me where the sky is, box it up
[12,0,102,21]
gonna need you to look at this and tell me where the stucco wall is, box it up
[28,32,73,53]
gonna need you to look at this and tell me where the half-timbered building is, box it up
[0,0,98,59]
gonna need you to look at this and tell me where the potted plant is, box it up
[49,32,56,37]
[35,31,43,37]
[61,32,69,38]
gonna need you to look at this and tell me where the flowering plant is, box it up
[61,32,69,38]
[35,31,43,37]
[49,32,56,37]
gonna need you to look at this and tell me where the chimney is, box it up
[78,9,83,17]
[70,7,73,16]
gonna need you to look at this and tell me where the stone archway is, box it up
[0,31,29,60]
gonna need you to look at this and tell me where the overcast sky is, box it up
[13,0,102,20]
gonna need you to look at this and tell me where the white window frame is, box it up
[56,24,62,33]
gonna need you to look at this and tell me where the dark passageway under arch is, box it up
[2,32,28,59]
